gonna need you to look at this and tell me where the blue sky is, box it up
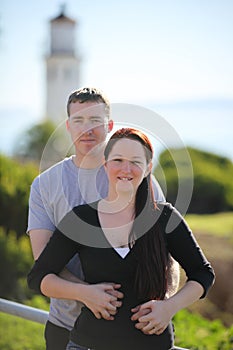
[1,0,233,159]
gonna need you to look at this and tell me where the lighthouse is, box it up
[45,6,81,123]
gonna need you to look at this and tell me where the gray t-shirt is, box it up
[28,156,165,329]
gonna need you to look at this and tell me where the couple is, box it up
[27,88,214,349]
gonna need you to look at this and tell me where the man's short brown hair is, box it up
[67,87,110,118]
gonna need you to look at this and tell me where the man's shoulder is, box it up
[42,157,73,175]
[156,201,173,213]
[31,157,73,188]
[35,157,73,179]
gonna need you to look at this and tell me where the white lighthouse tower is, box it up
[45,6,81,123]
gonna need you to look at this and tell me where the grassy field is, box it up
[0,312,45,350]
[185,212,233,239]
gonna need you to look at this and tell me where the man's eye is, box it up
[113,159,122,162]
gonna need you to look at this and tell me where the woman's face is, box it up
[105,138,152,197]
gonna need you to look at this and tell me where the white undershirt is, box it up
[114,247,130,258]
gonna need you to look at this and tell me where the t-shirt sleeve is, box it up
[161,203,215,298]
[27,176,55,233]
[151,175,166,202]
[27,228,79,293]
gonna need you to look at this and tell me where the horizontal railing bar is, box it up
[0,298,48,324]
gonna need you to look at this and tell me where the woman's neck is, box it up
[98,196,135,248]
[99,194,135,216]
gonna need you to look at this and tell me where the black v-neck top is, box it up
[28,202,215,350]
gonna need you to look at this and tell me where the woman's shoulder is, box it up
[155,201,185,234]
[72,201,99,215]
[58,201,99,230]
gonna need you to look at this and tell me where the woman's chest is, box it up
[79,246,137,285]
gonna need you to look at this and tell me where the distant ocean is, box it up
[0,98,233,162]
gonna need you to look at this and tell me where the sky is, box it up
[1,0,233,160]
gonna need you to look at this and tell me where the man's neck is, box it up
[72,154,104,169]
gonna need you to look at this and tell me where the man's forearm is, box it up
[59,267,87,284]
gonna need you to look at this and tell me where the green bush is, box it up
[154,147,233,213]
[0,154,38,237]
[173,309,233,350]
[0,228,34,301]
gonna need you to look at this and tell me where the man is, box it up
[28,87,166,350]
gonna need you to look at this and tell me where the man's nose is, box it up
[82,122,93,135]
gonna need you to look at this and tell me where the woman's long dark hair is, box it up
[104,128,169,300]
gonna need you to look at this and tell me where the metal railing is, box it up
[0,297,48,324]
[0,298,188,349]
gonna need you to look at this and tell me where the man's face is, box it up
[66,101,113,161]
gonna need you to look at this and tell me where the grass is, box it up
[0,312,45,350]
[185,212,233,238]
[1,309,233,350]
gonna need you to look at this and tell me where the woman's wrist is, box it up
[74,283,90,304]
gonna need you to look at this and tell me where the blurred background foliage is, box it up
[155,147,233,213]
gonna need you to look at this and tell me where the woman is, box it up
[28,128,215,350]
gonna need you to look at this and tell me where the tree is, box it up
[14,120,56,162]
[14,119,73,170]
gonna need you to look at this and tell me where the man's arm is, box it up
[28,176,123,315]
[28,230,124,320]
[29,229,53,260]
[29,228,94,284]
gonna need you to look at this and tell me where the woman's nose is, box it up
[121,160,131,172]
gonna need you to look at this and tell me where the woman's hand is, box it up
[131,299,173,335]
[131,281,204,335]
[79,283,123,321]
